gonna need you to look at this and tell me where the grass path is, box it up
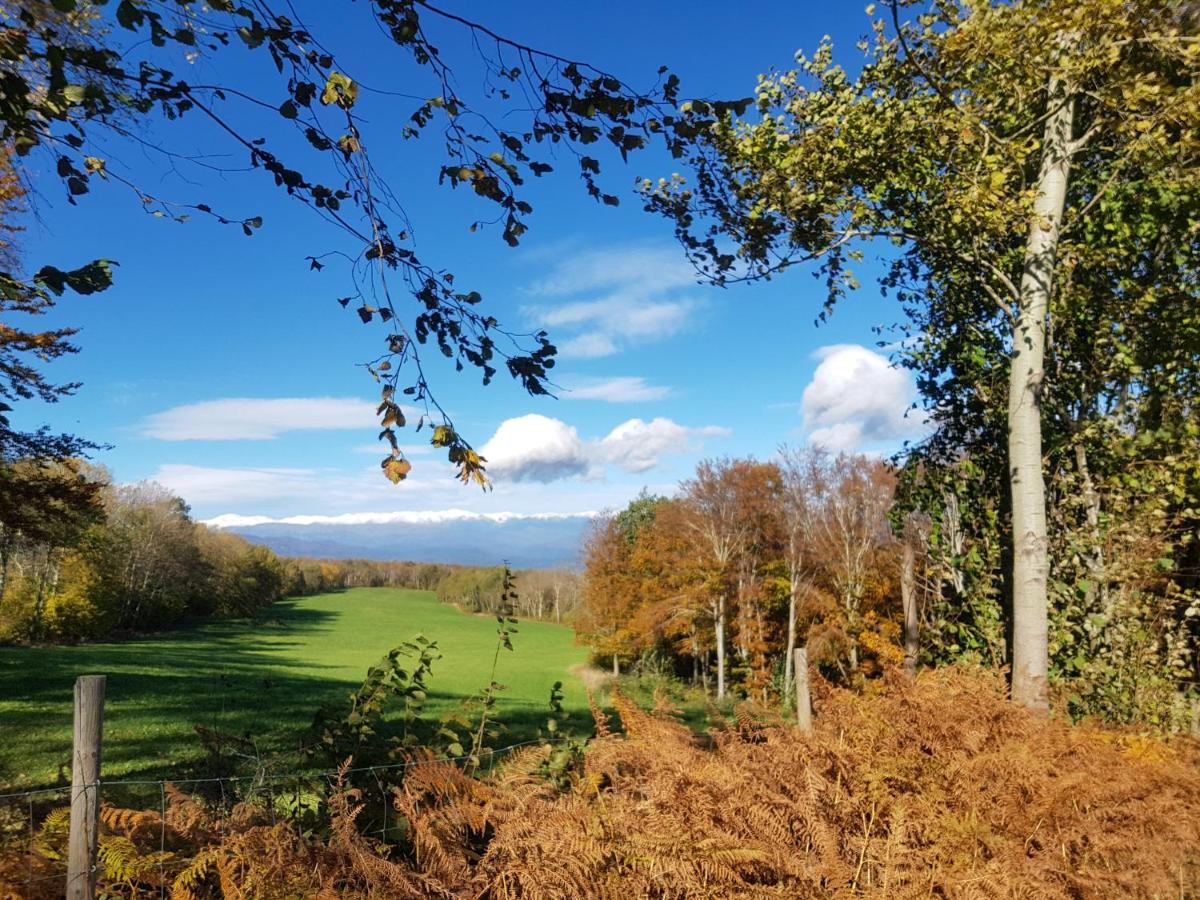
[0,589,589,790]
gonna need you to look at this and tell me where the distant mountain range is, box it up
[203,509,596,569]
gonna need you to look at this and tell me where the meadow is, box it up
[0,588,589,790]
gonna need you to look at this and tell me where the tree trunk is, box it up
[844,589,859,672]
[1074,442,1108,614]
[784,568,799,698]
[1009,71,1075,714]
[31,544,53,641]
[612,654,619,677]
[901,542,919,675]
[714,595,727,700]
[0,529,12,602]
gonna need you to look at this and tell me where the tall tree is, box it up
[643,0,1198,712]
[778,445,828,696]
[682,458,757,700]
[812,456,896,671]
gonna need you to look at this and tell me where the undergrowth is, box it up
[3,667,1198,898]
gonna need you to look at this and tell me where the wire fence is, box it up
[0,737,566,898]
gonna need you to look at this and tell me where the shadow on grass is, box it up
[1,600,587,795]
[0,603,355,790]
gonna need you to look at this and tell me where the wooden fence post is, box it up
[793,648,812,733]
[67,674,105,900]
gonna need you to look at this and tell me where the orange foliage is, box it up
[5,670,1198,898]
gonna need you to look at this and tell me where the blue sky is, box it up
[13,1,926,521]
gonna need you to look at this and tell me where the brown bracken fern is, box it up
[2,669,1198,898]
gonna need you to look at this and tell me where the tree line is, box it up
[579,444,1198,729]
[0,459,581,643]
[436,566,581,623]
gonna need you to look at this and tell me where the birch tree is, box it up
[682,459,755,700]
[644,0,1198,712]
[778,445,828,698]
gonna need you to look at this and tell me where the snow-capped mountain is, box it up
[203,509,596,568]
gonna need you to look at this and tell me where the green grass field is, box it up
[0,589,590,790]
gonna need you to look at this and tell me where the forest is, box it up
[0,462,581,642]
[577,444,1198,730]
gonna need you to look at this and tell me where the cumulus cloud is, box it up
[479,414,590,483]
[140,397,382,440]
[560,376,672,403]
[599,418,730,473]
[801,345,927,452]
[478,413,728,483]
[524,244,701,358]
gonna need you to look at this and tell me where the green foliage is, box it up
[307,636,442,767]
[642,0,1199,722]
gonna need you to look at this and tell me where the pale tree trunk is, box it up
[1009,71,1075,714]
[901,542,919,675]
[714,595,727,700]
[1074,442,1108,614]
[784,568,800,698]
[612,654,619,676]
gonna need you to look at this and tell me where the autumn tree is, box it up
[722,460,784,702]
[681,459,763,700]
[812,456,896,671]
[643,0,1199,712]
[577,515,642,675]
[778,445,829,697]
[627,497,712,684]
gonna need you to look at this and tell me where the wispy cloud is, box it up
[524,244,701,358]
[350,442,432,456]
[478,413,729,483]
[145,461,460,510]
[559,375,672,403]
[139,397,385,441]
[801,345,928,452]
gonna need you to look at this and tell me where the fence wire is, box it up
[0,737,567,898]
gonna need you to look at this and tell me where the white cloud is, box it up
[478,413,729,483]
[145,460,461,510]
[351,442,432,456]
[150,464,328,504]
[479,414,590,483]
[524,244,701,358]
[560,376,672,403]
[527,244,696,298]
[140,397,381,440]
[801,344,927,452]
[599,417,730,473]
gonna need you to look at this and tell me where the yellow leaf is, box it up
[382,457,412,484]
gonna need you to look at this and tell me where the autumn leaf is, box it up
[382,457,412,484]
